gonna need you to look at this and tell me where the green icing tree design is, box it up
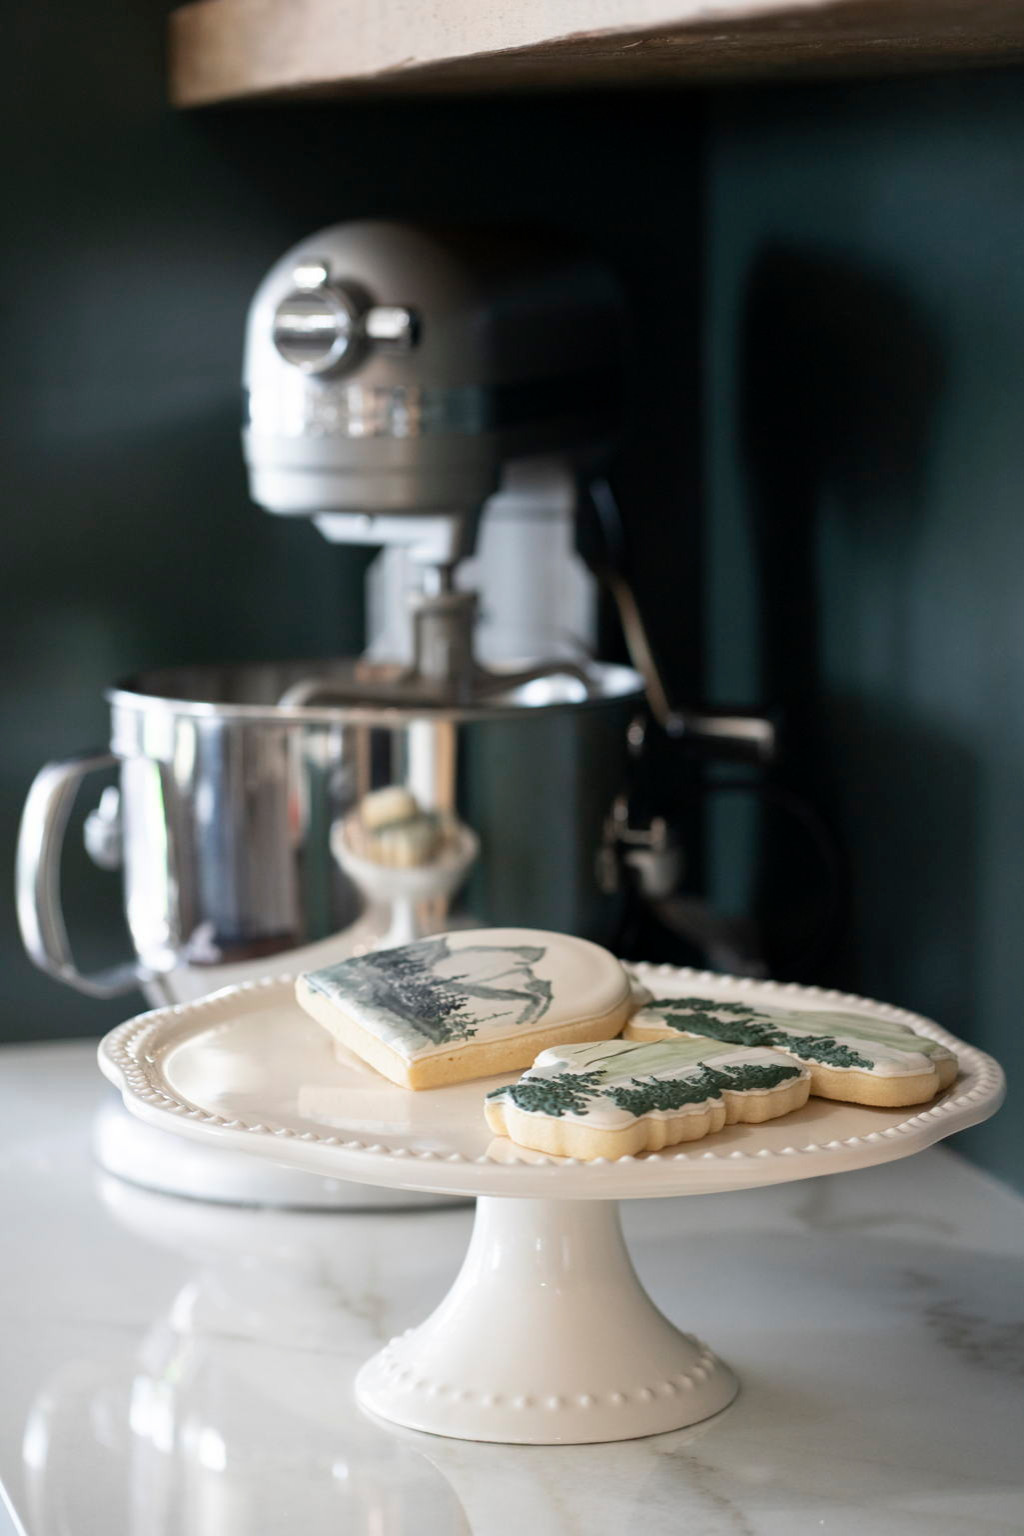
[495,1059,802,1123]
[345,940,480,1044]
[335,938,553,1046]
[646,997,873,1071]
[492,1070,605,1118]
[647,997,777,1046]
[767,1033,872,1070]
[607,1060,800,1116]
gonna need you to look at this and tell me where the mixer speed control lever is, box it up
[273,257,418,375]
[364,305,418,349]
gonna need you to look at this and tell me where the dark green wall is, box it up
[707,70,1024,1189]
[1,6,702,1041]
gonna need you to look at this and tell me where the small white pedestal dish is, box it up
[99,965,1005,1446]
[331,819,479,949]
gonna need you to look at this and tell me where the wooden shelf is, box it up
[170,0,1024,107]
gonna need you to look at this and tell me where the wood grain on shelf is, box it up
[170,0,1024,106]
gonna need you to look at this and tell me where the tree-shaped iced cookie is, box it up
[624,993,957,1108]
[485,1037,810,1159]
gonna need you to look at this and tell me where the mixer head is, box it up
[244,221,623,562]
[243,220,624,697]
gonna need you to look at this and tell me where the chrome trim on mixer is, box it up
[106,659,642,729]
[244,370,615,441]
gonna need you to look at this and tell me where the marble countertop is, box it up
[1,1040,1022,1536]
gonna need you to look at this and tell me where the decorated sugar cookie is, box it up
[296,928,634,1090]
[484,1037,811,1159]
[624,991,958,1108]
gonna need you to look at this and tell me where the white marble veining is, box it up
[1,1041,1022,1534]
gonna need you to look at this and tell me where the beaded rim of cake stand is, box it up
[98,964,1004,1169]
[362,1328,728,1412]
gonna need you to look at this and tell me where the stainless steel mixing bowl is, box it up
[17,658,641,997]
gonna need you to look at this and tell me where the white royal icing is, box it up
[629,988,953,1078]
[302,928,629,1062]
[495,1037,806,1131]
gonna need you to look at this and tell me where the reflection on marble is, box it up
[1,1043,1023,1535]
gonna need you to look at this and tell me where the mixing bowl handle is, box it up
[16,752,155,998]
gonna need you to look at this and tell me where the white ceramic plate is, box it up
[99,964,1005,1201]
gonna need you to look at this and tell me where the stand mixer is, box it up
[21,219,807,1206]
[19,221,641,991]
[236,220,641,951]
[16,221,644,1205]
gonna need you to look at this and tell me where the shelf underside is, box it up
[170,0,1024,107]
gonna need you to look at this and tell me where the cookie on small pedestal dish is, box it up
[624,993,957,1108]
[296,928,634,1090]
[485,1037,810,1159]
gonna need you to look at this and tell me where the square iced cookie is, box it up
[296,928,635,1089]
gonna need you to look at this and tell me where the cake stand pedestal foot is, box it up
[356,1195,737,1444]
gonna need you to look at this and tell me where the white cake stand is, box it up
[98,965,1005,1446]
